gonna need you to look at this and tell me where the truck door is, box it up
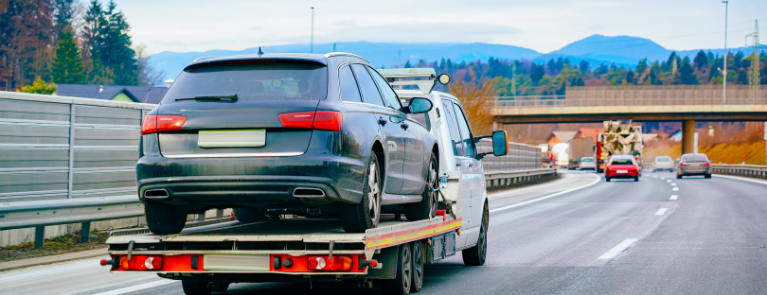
[449,102,485,238]
[440,99,478,233]
[350,64,406,194]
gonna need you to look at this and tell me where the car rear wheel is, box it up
[405,153,438,221]
[634,177,639,182]
[145,203,186,235]
[676,174,682,179]
[233,208,269,222]
[341,153,382,233]
[605,177,611,182]
[705,174,712,179]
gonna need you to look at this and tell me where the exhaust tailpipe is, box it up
[293,188,325,198]
[144,189,170,199]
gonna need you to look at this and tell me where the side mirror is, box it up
[491,130,508,156]
[408,97,433,114]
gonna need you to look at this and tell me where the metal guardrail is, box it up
[491,85,767,108]
[0,91,155,246]
[712,164,767,179]
[484,168,557,189]
[477,140,542,172]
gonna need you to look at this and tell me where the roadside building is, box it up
[54,84,168,104]
[546,131,577,145]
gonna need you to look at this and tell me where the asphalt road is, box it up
[3,171,767,295]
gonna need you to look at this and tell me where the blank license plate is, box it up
[203,254,269,271]
[617,170,628,173]
[198,129,265,148]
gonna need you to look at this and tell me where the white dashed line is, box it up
[92,280,177,295]
[673,187,679,191]
[655,208,668,215]
[661,177,666,180]
[666,180,671,182]
[670,195,678,200]
[670,183,676,186]
[598,239,638,260]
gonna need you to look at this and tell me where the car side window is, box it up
[452,103,476,158]
[367,66,403,111]
[350,64,386,107]
[338,65,362,103]
[441,100,464,156]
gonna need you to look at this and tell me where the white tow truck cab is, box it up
[101,68,508,295]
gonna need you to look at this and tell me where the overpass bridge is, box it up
[491,85,767,153]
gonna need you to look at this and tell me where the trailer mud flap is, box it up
[429,232,455,263]
[361,246,399,279]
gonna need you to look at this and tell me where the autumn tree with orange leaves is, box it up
[447,68,498,136]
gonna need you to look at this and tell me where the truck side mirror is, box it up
[492,130,508,156]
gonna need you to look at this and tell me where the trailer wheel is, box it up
[341,153,382,232]
[181,280,211,295]
[382,244,412,295]
[410,241,424,293]
[463,201,488,266]
[405,153,438,221]
[145,203,186,235]
[233,208,269,223]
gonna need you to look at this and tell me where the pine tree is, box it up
[52,27,85,84]
[693,50,708,70]
[678,57,698,85]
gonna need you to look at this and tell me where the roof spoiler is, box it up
[377,68,450,95]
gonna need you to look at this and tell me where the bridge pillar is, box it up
[682,120,696,154]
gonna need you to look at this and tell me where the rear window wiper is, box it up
[175,94,238,102]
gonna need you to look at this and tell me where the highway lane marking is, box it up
[670,195,678,200]
[489,174,601,213]
[666,180,671,182]
[671,183,676,186]
[598,239,638,260]
[661,177,666,180]
[655,208,668,215]
[91,279,177,295]
[672,187,679,191]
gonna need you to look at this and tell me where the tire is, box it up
[181,280,211,295]
[605,177,611,182]
[341,153,382,232]
[405,153,438,221]
[411,241,424,293]
[233,208,269,223]
[145,203,186,235]
[676,174,682,179]
[705,174,712,179]
[634,177,639,182]
[209,282,230,292]
[463,201,488,266]
[382,244,412,295]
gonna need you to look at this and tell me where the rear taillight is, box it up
[119,256,163,270]
[703,162,710,166]
[279,111,342,131]
[306,256,352,271]
[680,162,687,166]
[141,114,186,135]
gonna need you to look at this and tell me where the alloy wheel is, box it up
[368,162,380,224]
[402,245,412,290]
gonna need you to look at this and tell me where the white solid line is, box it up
[655,208,668,215]
[670,195,678,200]
[598,239,638,260]
[489,174,601,213]
[672,187,679,191]
[91,280,177,295]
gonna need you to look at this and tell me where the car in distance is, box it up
[676,153,711,179]
[652,156,674,172]
[578,157,596,171]
[605,155,639,182]
[138,52,439,234]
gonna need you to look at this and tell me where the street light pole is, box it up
[310,7,315,53]
[722,1,729,104]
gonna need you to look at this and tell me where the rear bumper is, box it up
[679,167,711,175]
[136,154,366,211]
[606,172,638,178]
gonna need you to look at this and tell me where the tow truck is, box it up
[101,66,508,295]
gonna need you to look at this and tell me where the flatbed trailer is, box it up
[103,213,464,294]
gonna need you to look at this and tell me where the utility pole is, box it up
[310,7,315,53]
[746,20,760,86]
[722,1,729,104]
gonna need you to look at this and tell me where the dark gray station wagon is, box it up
[138,53,439,234]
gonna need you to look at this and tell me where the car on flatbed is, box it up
[103,66,510,295]
[138,53,440,234]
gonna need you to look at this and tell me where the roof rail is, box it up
[377,68,437,95]
[192,56,220,62]
[324,52,369,63]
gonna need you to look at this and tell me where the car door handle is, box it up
[400,123,409,130]
[378,117,387,126]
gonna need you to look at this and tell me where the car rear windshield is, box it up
[581,158,595,162]
[682,154,708,162]
[656,157,672,162]
[611,159,633,165]
[162,61,328,104]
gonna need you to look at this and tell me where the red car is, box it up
[605,155,639,182]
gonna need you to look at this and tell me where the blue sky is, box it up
[118,0,766,54]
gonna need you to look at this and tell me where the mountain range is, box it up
[150,35,767,81]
